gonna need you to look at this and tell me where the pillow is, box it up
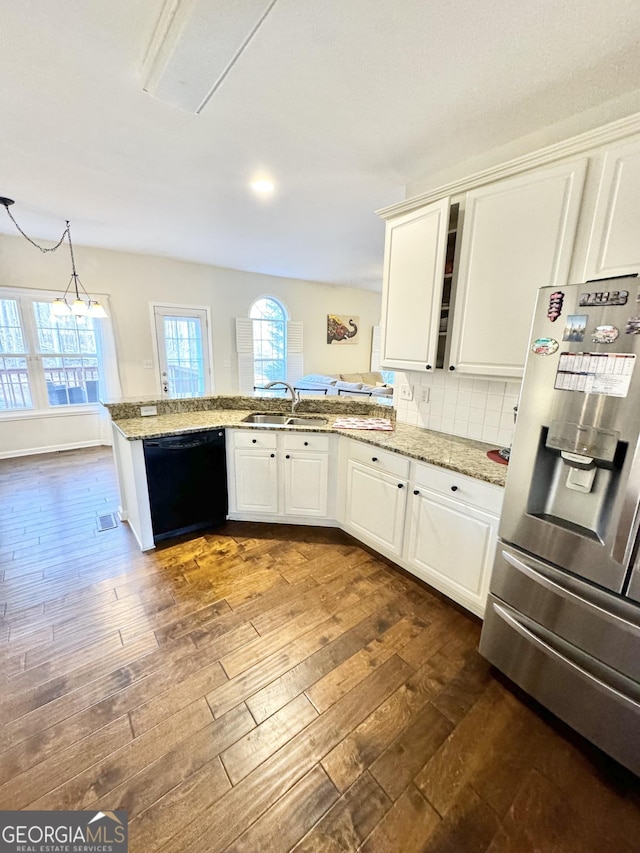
[340,371,383,385]
[298,374,338,385]
[359,371,383,386]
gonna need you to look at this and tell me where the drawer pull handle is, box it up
[252,439,257,444]
[413,489,420,495]
[451,485,458,492]
[372,457,378,462]
[304,441,309,446]
[398,483,404,489]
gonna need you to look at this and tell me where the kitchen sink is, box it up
[241,413,328,427]
[241,414,290,424]
[286,417,328,426]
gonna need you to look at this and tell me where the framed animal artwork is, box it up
[327,314,359,344]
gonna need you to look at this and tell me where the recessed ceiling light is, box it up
[250,179,275,193]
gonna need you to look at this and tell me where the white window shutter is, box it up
[236,317,255,394]
[286,321,304,384]
[371,325,381,371]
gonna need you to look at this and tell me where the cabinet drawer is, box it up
[283,433,331,452]
[233,430,278,449]
[348,440,410,479]
[412,461,503,515]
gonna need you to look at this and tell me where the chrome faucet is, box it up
[263,380,300,413]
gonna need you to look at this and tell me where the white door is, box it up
[233,449,279,514]
[583,135,640,280]
[380,198,450,372]
[344,461,407,556]
[153,306,212,398]
[449,158,587,378]
[283,451,329,517]
[405,487,498,613]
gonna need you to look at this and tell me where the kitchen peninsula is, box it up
[105,395,505,617]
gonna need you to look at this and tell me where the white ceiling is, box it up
[1,0,640,291]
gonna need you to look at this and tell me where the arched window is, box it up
[249,296,288,387]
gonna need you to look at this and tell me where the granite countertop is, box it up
[110,404,507,488]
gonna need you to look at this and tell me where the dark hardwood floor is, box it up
[1,446,639,852]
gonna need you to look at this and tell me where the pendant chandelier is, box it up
[0,197,108,318]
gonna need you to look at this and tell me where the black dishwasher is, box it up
[143,430,228,542]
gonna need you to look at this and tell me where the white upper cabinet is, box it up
[583,135,640,280]
[380,198,450,372]
[448,158,587,378]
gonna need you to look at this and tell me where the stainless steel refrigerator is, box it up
[479,276,640,775]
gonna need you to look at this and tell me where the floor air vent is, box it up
[97,512,118,532]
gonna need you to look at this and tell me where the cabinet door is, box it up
[344,461,407,556]
[583,136,640,280]
[380,198,450,372]
[405,487,498,613]
[233,448,278,514]
[449,159,587,378]
[283,451,328,517]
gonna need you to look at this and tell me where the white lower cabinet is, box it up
[227,429,333,523]
[283,450,329,517]
[344,460,408,556]
[233,447,279,514]
[228,431,503,617]
[403,462,503,615]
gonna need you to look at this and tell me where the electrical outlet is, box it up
[140,405,158,417]
[419,387,430,405]
[399,384,414,401]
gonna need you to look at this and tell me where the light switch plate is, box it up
[140,405,158,417]
[399,384,414,401]
[419,387,430,404]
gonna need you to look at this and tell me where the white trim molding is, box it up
[377,112,640,220]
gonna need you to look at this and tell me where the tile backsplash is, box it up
[394,370,521,447]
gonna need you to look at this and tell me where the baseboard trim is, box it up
[0,439,111,460]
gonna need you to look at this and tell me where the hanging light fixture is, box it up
[0,196,108,318]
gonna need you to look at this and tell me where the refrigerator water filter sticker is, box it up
[554,352,636,397]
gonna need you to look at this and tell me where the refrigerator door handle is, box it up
[612,445,640,566]
[490,601,640,710]
[500,548,640,633]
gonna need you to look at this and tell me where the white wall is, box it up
[0,235,381,455]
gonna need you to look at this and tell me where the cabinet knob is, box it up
[252,438,257,444]
[304,441,309,446]
[449,365,456,371]
[270,453,275,458]
[398,483,404,489]
[451,485,458,492]
[413,489,420,495]
[425,364,432,370]
[372,457,378,462]
[285,454,290,459]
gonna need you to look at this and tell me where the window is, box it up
[0,290,111,413]
[249,297,288,388]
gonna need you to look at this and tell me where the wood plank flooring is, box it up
[1,446,639,852]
